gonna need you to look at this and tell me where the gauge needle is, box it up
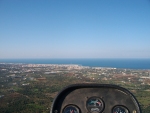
[70,110,74,113]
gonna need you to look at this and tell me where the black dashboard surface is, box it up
[50,84,141,113]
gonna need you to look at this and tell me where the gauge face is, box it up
[112,106,129,113]
[63,105,80,113]
[86,97,104,113]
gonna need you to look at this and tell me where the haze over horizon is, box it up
[0,0,150,59]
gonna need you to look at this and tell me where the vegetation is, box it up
[0,75,150,112]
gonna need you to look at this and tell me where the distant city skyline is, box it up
[0,0,150,59]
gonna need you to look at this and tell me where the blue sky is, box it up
[0,0,150,59]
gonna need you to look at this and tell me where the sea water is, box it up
[0,58,150,69]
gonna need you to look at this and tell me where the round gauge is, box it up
[86,97,104,113]
[112,106,129,113]
[63,105,80,113]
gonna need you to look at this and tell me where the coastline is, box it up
[0,58,150,69]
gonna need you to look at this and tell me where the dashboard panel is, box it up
[50,84,141,113]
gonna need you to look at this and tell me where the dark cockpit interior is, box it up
[50,84,141,113]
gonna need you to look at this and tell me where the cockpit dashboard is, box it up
[50,84,141,113]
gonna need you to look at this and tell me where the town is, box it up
[0,63,150,112]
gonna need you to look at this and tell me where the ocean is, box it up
[0,58,150,69]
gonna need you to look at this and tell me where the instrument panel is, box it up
[50,84,141,113]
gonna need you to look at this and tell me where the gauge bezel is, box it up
[112,105,129,113]
[86,96,105,113]
[62,104,80,113]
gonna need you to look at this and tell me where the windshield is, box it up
[0,0,150,113]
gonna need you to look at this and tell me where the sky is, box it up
[0,0,150,59]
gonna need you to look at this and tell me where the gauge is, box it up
[63,105,80,113]
[86,97,104,113]
[112,106,129,113]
